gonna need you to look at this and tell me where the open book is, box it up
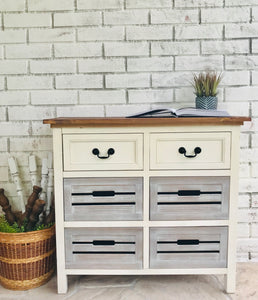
[127,107,230,118]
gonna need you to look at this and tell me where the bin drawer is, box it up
[150,227,228,269]
[64,177,143,221]
[65,228,143,269]
[150,176,229,220]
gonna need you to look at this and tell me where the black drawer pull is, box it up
[92,191,115,197]
[158,250,219,254]
[178,190,201,196]
[178,147,201,158]
[177,239,199,245]
[73,251,135,255]
[92,148,115,159]
[72,191,135,196]
[157,240,219,244]
[93,240,115,246]
[157,201,221,205]
[72,201,136,206]
[158,191,221,196]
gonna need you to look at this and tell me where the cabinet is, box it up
[43,116,250,294]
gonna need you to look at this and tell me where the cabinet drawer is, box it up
[65,228,143,269]
[150,176,229,220]
[64,177,143,221]
[150,227,228,269]
[63,133,143,171]
[150,132,231,170]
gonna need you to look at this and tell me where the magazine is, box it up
[127,107,230,118]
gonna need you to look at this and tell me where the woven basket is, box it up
[0,225,56,290]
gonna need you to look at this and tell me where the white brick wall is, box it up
[77,0,123,10]
[28,0,74,12]
[7,76,53,90]
[175,25,223,40]
[106,73,150,88]
[0,30,26,43]
[31,91,77,105]
[201,41,249,55]
[79,90,126,104]
[6,44,52,59]
[78,27,124,41]
[4,13,52,28]
[201,8,250,23]
[0,0,26,12]
[0,0,257,262]
[151,9,198,24]
[79,58,125,73]
[30,60,76,74]
[175,0,223,7]
[55,74,103,89]
[126,26,172,41]
[0,61,27,74]
[126,0,171,9]
[54,12,102,27]
[104,41,148,56]
[54,43,102,58]
[104,10,149,25]
[29,28,75,42]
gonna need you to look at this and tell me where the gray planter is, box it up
[195,96,218,110]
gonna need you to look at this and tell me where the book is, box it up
[127,107,230,118]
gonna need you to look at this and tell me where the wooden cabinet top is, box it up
[43,117,251,128]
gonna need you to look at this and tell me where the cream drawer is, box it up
[64,177,143,221]
[150,176,229,220]
[63,133,143,171]
[65,228,143,269]
[150,227,228,269]
[150,132,231,170]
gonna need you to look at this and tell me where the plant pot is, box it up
[195,96,218,110]
[0,225,56,290]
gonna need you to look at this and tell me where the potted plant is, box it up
[192,71,222,110]
[0,155,56,291]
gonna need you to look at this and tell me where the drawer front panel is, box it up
[150,132,231,170]
[65,228,143,269]
[64,177,143,221]
[150,227,228,269]
[63,133,143,171]
[150,176,229,220]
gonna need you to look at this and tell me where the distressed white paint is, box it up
[52,124,242,294]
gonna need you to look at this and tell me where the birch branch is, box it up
[46,152,54,214]
[39,158,48,202]
[29,154,38,187]
[8,156,25,213]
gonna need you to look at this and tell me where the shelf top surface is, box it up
[43,116,251,128]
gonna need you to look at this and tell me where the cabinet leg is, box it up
[224,273,236,294]
[57,272,68,294]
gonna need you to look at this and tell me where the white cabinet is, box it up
[43,116,249,294]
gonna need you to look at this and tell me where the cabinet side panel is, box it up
[225,127,240,293]
[53,128,67,294]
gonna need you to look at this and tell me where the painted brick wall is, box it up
[0,0,257,261]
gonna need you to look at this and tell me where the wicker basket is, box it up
[0,225,56,290]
